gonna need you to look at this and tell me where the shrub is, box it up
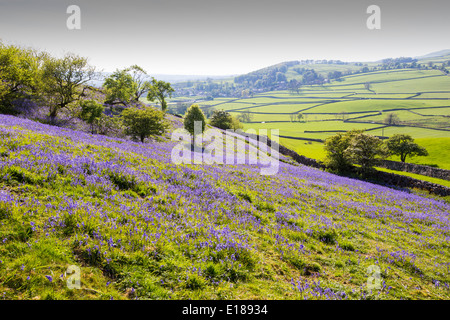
[345,133,388,174]
[121,106,169,143]
[79,100,104,134]
[209,109,233,130]
[324,130,363,172]
[183,104,206,144]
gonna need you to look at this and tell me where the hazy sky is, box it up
[0,0,449,75]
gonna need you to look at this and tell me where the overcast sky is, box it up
[0,0,449,75]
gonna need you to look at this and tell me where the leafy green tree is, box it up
[238,110,253,123]
[386,134,428,163]
[0,43,42,114]
[103,69,136,106]
[121,106,169,143]
[124,65,151,102]
[147,78,174,112]
[209,109,233,130]
[345,133,388,174]
[324,130,363,172]
[297,112,304,122]
[183,104,206,144]
[79,100,104,134]
[231,116,243,130]
[41,53,95,123]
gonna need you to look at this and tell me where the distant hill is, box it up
[415,49,450,59]
[88,72,235,88]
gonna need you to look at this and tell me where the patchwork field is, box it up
[196,68,450,173]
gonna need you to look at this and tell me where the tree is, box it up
[0,43,42,114]
[288,79,300,94]
[41,53,96,124]
[364,82,372,91]
[79,100,104,134]
[386,134,428,163]
[103,69,136,106]
[276,72,287,82]
[289,113,296,122]
[231,116,243,130]
[147,78,174,112]
[345,133,387,174]
[209,109,233,130]
[121,106,169,143]
[384,113,400,125]
[238,110,253,123]
[183,104,206,145]
[241,89,250,98]
[338,111,347,121]
[324,130,363,172]
[327,71,342,81]
[124,65,151,102]
[297,112,304,122]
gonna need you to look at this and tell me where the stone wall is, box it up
[379,160,450,181]
[367,169,450,197]
[240,133,450,196]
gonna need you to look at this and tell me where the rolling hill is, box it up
[182,52,450,173]
[0,114,449,300]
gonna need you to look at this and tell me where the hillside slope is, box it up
[0,115,449,300]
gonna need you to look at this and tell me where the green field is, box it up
[195,68,450,172]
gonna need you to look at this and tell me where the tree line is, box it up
[0,42,176,142]
[0,42,251,146]
[324,131,428,175]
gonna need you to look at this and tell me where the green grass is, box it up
[330,69,443,85]
[310,100,450,114]
[2,117,450,301]
[398,138,450,170]
[279,138,326,160]
[371,76,450,93]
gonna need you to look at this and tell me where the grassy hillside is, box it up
[1,115,449,300]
